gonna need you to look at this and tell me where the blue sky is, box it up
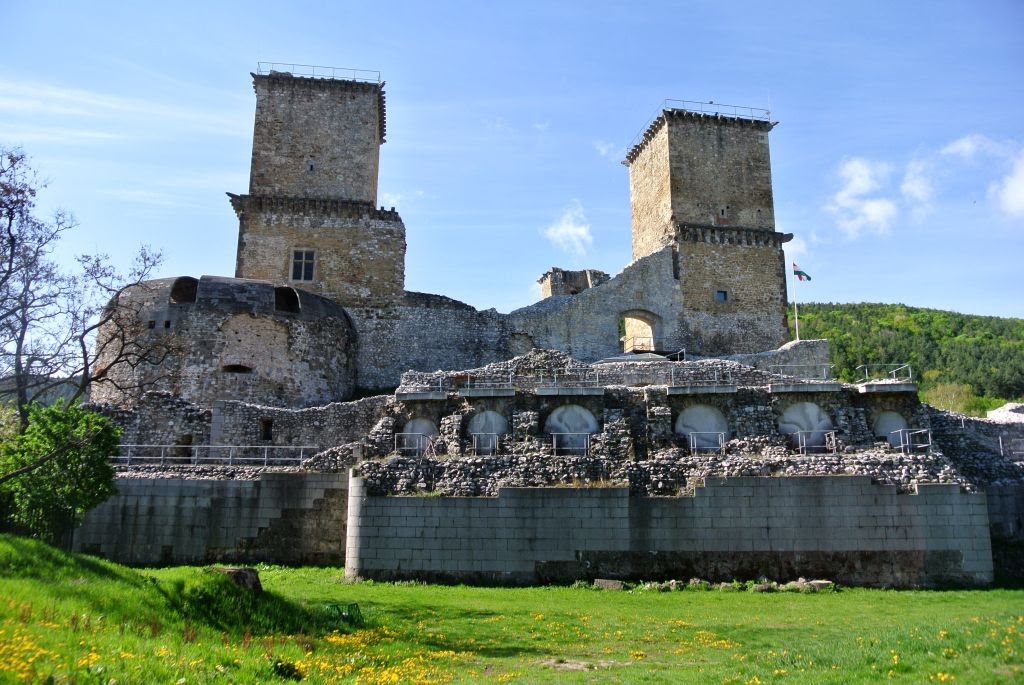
[2,0,1022,317]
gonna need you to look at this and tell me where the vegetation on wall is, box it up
[789,302,1024,414]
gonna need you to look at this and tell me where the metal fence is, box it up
[787,430,838,455]
[768,364,834,381]
[688,431,726,455]
[256,62,381,83]
[551,432,591,456]
[857,363,914,383]
[114,444,319,466]
[892,428,932,455]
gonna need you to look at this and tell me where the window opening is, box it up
[292,250,315,282]
[148,320,156,329]
[274,286,301,313]
[260,418,273,441]
[169,277,198,304]
[164,320,171,328]
[715,290,729,303]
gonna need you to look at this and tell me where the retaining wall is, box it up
[346,474,992,587]
[73,473,348,566]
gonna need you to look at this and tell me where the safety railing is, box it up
[256,62,381,83]
[551,432,591,456]
[531,370,603,388]
[787,430,838,455]
[394,433,432,457]
[626,100,771,157]
[768,364,835,381]
[687,432,726,455]
[892,428,932,455]
[622,336,655,353]
[470,433,503,456]
[114,444,319,466]
[857,363,914,383]
[670,367,734,387]
[457,373,514,390]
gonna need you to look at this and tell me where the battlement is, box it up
[624,100,774,165]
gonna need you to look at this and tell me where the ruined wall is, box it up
[90,276,357,409]
[211,395,392,449]
[73,473,348,566]
[346,475,993,587]
[248,72,383,203]
[538,268,611,298]
[232,196,406,307]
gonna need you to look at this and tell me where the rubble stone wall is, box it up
[346,474,992,587]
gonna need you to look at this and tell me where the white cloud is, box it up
[593,140,622,159]
[543,200,593,256]
[940,134,1009,160]
[900,160,933,204]
[992,151,1024,217]
[380,189,425,209]
[826,158,898,237]
[532,121,550,132]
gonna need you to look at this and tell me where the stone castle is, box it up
[77,66,1024,587]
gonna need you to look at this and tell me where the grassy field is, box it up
[1,535,1022,683]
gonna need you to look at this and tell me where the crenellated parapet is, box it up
[227,193,402,222]
[675,223,792,248]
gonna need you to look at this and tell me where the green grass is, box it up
[1,535,1022,683]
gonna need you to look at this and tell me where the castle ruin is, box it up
[78,66,1024,587]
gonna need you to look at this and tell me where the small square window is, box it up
[715,290,729,303]
[291,250,315,282]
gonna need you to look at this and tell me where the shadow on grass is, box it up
[0,533,143,585]
[156,569,354,636]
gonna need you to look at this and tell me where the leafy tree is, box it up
[0,147,168,431]
[0,402,119,543]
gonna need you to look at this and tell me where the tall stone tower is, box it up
[623,103,792,354]
[230,65,406,307]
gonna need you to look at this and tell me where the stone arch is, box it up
[620,309,661,352]
[544,404,599,453]
[674,404,730,449]
[468,410,509,455]
[778,402,834,448]
[274,286,301,313]
[169,277,198,304]
[399,418,438,456]
[873,411,908,447]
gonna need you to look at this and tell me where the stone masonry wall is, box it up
[248,73,383,203]
[74,472,348,566]
[232,197,406,308]
[346,474,993,587]
[678,228,789,355]
[627,123,673,260]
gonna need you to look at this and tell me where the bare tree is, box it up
[0,147,172,433]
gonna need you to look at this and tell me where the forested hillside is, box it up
[788,303,1024,413]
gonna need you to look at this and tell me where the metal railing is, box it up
[531,370,603,388]
[892,428,932,455]
[857,363,914,383]
[551,432,591,456]
[688,432,726,455]
[787,430,838,455]
[670,367,734,387]
[622,336,655,352]
[114,444,319,466]
[398,378,449,393]
[457,373,514,390]
[768,364,835,381]
[256,62,381,83]
[394,433,432,457]
[470,433,503,456]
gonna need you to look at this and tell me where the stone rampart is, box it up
[345,474,992,587]
[73,472,347,566]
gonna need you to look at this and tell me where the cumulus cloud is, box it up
[826,158,899,237]
[543,200,593,256]
[992,151,1024,217]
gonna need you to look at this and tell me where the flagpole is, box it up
[792,266,801,341]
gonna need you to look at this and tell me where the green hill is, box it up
[788,303,1024,414]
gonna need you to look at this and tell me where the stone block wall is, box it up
[248,73,384,203]
[232,197,406,308]
[346,474,993,587]
[73,473,348,566]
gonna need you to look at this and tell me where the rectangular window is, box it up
[260,418,273,441]
[715,290,729,302]
[291,250,315,282]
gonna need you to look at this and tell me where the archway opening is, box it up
[674,404,730,451]
[620,309,660,353]
[873,411,908,447]
[468,410,509,455]
[398,418,438,456]
[778,402,834,448]
[544,404,598,455]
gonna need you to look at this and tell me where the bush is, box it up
[0,402,119,543]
